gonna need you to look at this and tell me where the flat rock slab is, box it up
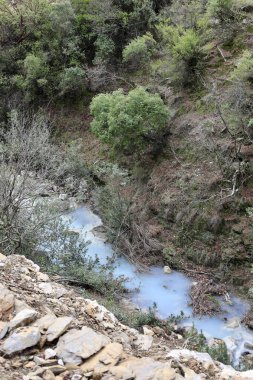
[46,317,73,342]
[134,334,153,351]
[9,308,38,330]
[81,342,123,373]
[33,314,57,333]
[38,283,68,298]
[109,357,184,380]
[56,327,110,365]
[2,326,41,355]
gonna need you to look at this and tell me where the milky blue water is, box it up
[64,206,253,362]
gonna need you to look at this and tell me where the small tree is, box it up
[161,26,206,86]
[207,0,235,23]
[58,66,87,97]
[230,50,253,83]
[90,87,170,156]
[122,33,156,70]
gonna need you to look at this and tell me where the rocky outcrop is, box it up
[0,253,253,380]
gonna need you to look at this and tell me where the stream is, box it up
[63,205,253,364]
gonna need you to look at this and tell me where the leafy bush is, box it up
[227,50,253,119]
[185,325,230,364]
[207,0,235,23]
[14,53,50,100]
[90,86,170,156]
[230,50,253,82]
[122,33,156,70]
[158,25,206,86]
[94,35,116,65]
[58,66,87,97]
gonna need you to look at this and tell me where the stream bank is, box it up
[64,205,253,367]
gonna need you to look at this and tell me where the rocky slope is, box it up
[0,253,253,380]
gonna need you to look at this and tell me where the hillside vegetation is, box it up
[0,0,253,299]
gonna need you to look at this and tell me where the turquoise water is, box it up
[64,206,253,362]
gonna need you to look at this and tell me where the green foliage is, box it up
[172,29,202,62]
[94,35,116,65]
[230,50,253,82]
[122,33,156,70]
[15,54,49,99]
[227,50,253,118]
[96,184,130,243]
[185,326,230,364]
[90,86,169,156]
[58,67,87,97]
[158,24,206,86]
[207,0,235,23]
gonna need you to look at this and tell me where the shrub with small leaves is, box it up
[58,66,87,97]
[230,50,253,83]
[90,86,170,157]
[122,33,156,70]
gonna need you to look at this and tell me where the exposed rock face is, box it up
[56,327,110,364]
[0,253,253,380]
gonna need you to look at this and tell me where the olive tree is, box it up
[90,87,170,157]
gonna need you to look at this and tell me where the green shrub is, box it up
[90,86,170,157]
[122,33,156,70]
[207,0,235,23]
[227,51,253,117]
[58,66,87,97]
[94,35,116,65]
[185,325,230,364]
[172,29,205,83]
[230,50,253,82]
[15,53,50,99]
[158,25,206,86]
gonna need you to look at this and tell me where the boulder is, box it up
[38,283,53,295]
[109,357,185,380]
[15,299,33,314]
[84,299,118,329]
[167,349,213,364]
[9,308,38,330]
[46,317,73,342]
[38,283,67,299]
[134,334,153,350]
[0,321,8,340]
[81,343,124,374]
[143,326,154,336]
[2,326,41,355]
[44,348,57,360]
[33,314,57,333]
[56,327,110,365]
[244,341,253,350]
[36,272,50,282]
[226,317,240,329]
[0,284,15,321]
[163,266,172,274]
